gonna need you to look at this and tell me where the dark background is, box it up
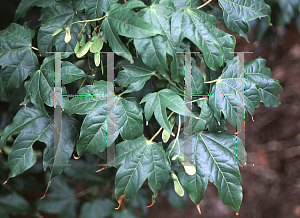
[0,0,300,217]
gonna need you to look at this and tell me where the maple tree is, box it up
[0,0,283,217]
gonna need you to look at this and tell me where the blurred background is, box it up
[0,0,299,217]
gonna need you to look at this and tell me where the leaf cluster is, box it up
[0,0,282,217]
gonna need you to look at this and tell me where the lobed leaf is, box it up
[115,58,156,93]
[167,131,245,212]
[115,136,170,199]
[0,23,39,96]
[102,0,162,63]
[37,3,85,54]
[171,8,235,70]
[134,0,183,82]
[218,0,271,41]
[141,89,187,133]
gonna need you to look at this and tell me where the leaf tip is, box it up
[147,192,158,208]
[3,180,7,185]
[115,194,125,210]
[196,203,201,214]
[40,193,46,199]
[73,154,79,160]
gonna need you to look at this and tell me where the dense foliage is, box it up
[0,0,284,217]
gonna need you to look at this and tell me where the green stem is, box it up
[185,97,207,104]
[68,16,106,27]
[79,77,87,90]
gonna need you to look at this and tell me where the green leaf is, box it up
[14,0,55,21]
[244,58,282,107]
[167,131,245,212]
[191,60,206,96]
[218,0,271,41]
[0,104,43,150]
[85,0,118,21]
[141,89,187,133]
[172,0,204,9]
[0,192,31,217]
[36,175,80,218]
[63,80,108,115]
[24,54,72,116]
[61,62,86,84]
[162,115,175,143]
[115,136,170,199]
[102,1,162,63]
[72,0,86,11]
[1,104,79,182]
[128,78,157,101]
[80,198,116,218]
[209,57,260,128]
[171,8,235,70]
[5,105,52,180]
[115,58,156,93]
[191,98,219,132]
[76,96,143,156]
[37,3,85,54]
[0,23,39,96]
[43,116,80,180]
[134,0,183,82]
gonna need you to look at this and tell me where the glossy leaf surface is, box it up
[167,131,245,212]
[141,89,187,133]
[218,0,271,41]
[0,23,39,96]
[115,136,170,199]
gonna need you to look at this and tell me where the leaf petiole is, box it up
[197,0,212,9]
[68,15,106,27]
[204,79,219,83]
[149,111,174,142]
